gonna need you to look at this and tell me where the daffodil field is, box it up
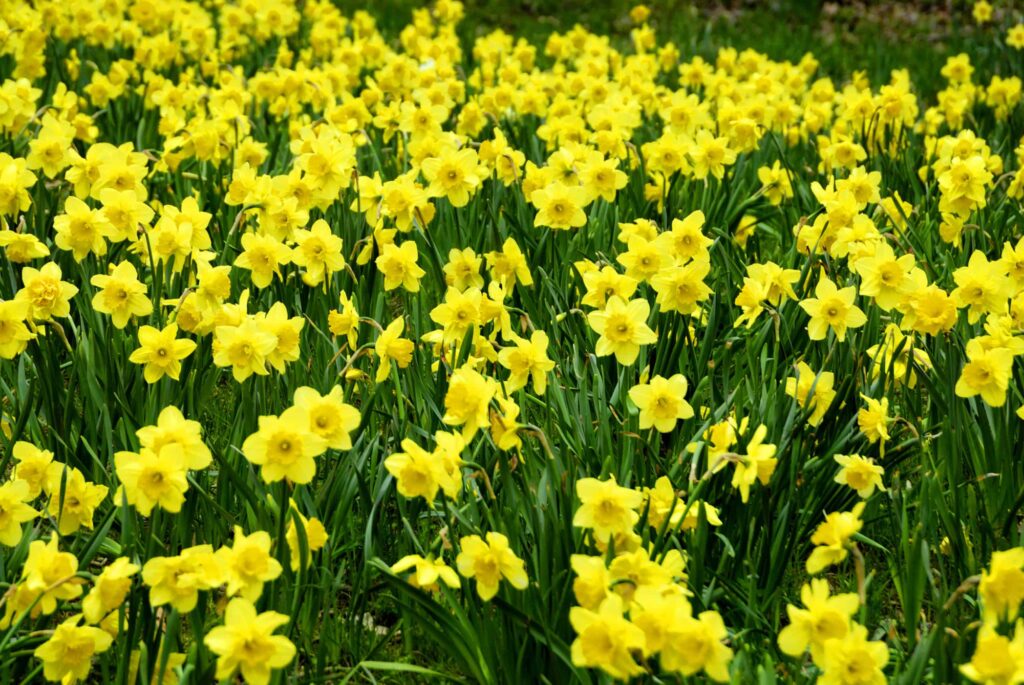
[5,0,1024,682]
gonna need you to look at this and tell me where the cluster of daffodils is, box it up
[391,531,529,602]
[777,580,888,684]
[960,548,1024,683]
[0,531,300,685]
[3,0,1024,681]
[567,475,730,680]
[241,386,360,484]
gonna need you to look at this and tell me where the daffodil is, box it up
[587,296,658,366]
[573,476,643,542]
[90,261,152,328]
[16,262,78,320]
[374,317,415,382]
[806,503,866,575]
[815,623,889,685]
[390,554,461,592]
[455,532,528,601]
[497,331,555,395]
[834,454,885,498]
[241,407,328,484]
[778,579,859,660]
[114,444,190,516]
[0,479,38,546]
[128,323,196,382]
[799,272,867,342]
[82,557,139,624]
[980,548,1024,623]
[629,374,695,433]
[442,366,497,439]
[570,594,647,680]
[142,545,226,614]
[204,598,296,685]
[292,385,361,451]
[219,526,283,602]
[33,617,113,684]
[730,424,777,503]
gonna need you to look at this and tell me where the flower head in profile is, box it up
[857,395,890,446]
[375,317,415,383]
[489,394,524,452]
[0,300,33,359]
[785,361,836,427]
[0,229,49,263]
[258,302,304,374]
[570,554,612,610]
[486,238,533,288]
[758,160,793,205]
[807,503,866,574]
[390,554,461,593]
[0,153,37,219]
[328,292,360,350]
[142,545,226,614]
[730,424,777,503]
[642,476,723,533]
[284,503,329,572]
[442,366,497,440]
